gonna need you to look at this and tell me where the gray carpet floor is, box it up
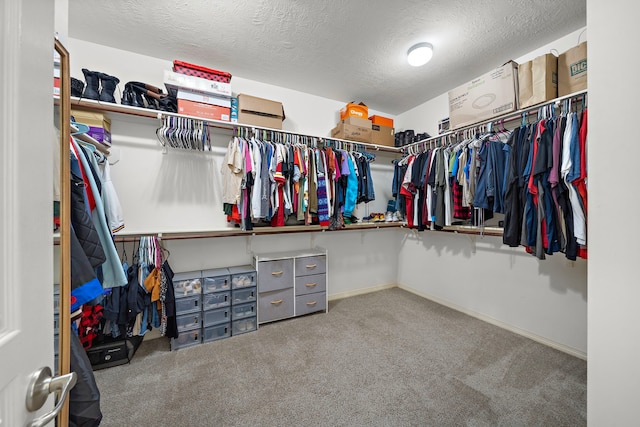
[93,288,586,426]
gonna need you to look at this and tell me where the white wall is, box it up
[587,0,640,423]
[393,29,589,357]
[398,232,587,356]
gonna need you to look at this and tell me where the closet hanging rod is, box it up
[402,89,588,152]
[67,95,403,154]
[53,222,406,245]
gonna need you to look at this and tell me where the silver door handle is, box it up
[25,366,77,427]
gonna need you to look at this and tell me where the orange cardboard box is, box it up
[369,114,394,128]
[178,99,231,121]
[340,102,368,120]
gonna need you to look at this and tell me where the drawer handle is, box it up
[270,299,283,305]
[305,264,317,269]
[306,301,317,306]
[271,271,284,276]
[305,283,317,288]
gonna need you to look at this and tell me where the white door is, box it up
[0,0,65,425]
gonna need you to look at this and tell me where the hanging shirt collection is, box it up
[101,236,179,341]
[392,98,588,261]
[221,132,376,230]
[69,132,127,349]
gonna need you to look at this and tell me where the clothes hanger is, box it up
[70,122,90,136]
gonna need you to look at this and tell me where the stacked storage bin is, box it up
[202,268,232,343]
[228,266,258,335]
[53,284,60,374]
[171,271,203,351]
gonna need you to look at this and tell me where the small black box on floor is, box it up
[86,336,142,370]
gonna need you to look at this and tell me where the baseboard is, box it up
[328,283,397,301]
[396,283,587,360]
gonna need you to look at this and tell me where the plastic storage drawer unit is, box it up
[202,291,230,310]
[203,323,231,343]
[202,268,230,293]
[203,307,230,327]
[176,311,202,332]
[170,326,202,351]
[232,317,257,335]
[232,287,256,305]
[228,265,257,289]
[175,294,201,314]
[232,302,256,320]
[173,271,203,298]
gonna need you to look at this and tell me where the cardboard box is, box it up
[173,60,232,83]
[53,77,60,96]
[164,70,232,98]
[448,61,518,129]
[177,99,230,121]
[331,123,372,143]
[371,124,395,146]
[71,109,112,145]
[341,116,372,128]
[518,53,558,108]
[369,115,394,128]
[558,41,587,96]
[237,94,284,129]
[340,102,368,120]
[177,89,231,108]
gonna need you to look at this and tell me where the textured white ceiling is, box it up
[68,0,586,115]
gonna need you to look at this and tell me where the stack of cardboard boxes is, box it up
[331,102,395,147]
[70,109,112,146]
[163,61,233,122]
[447,42,587,130]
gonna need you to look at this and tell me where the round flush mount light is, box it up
[407,42,434,67]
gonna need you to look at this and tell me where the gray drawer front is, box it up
[258,288,294,323]
[295,292,326,316]
[295,255,326,276]
[258,259,294,292]
[295,273,326,296]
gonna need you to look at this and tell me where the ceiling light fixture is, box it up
[407,42,433,67]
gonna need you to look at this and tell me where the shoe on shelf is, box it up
[362,214,374,222]
[81,68,100,100]
[395,211,404,222]
[391,212,399,222]
[385,211,393,222]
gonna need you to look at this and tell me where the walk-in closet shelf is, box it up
[403,89,588,152]
[66,96,403,154]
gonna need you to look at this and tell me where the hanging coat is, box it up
[69,329,102,427]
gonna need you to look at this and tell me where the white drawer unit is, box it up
[254,248,328,324]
